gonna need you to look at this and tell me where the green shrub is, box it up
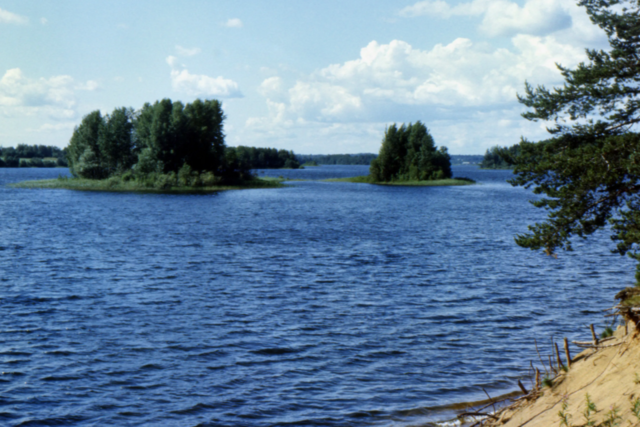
[199,171,219,187]
[601,326,614,338]
[154,173,175,189]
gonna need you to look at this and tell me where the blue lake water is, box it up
[0,165,634,426]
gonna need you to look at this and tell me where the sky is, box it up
[0,0,609,154]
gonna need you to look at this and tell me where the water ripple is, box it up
[0,166,634,426]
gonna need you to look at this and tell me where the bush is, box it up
[5,156,19,167]
[154,172,176,190]
[177,163,193,186]
[199,171,220,187]
[120,170,134,182]
[75,148,108,179]
[134,148,164,176]
[43,159,57,168]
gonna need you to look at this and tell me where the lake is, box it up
[0,165,633,426]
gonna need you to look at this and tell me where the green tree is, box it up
[183,99,225,172]
[134,98,226,173]
[99,107,136,175]
[480,145,520,169]
[370,121,451,182]
[67,111,108,179]
[135,99,174,173]
[506,0,640,283]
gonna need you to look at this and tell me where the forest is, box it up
[226,146,300,170]
[295,153,377,165]
[0,144,68,168]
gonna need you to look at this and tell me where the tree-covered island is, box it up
[327,121,474,186]
[12,98,298,192]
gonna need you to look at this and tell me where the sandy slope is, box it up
[485,323,640,427]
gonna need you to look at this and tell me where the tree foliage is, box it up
[67,98,231,180]
[67,110,107,179]
[296,153,377,165]
[480,145,520,169]
[133,99,225,174]
[505,0,640,282]
[0,144,67,167]
[225,146,300,170]
[370,122,451,182]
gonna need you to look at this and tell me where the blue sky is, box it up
[0,0,608,154]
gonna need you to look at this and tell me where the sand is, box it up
[481,322,640,427]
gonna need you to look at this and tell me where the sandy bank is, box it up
[481,322,640,426]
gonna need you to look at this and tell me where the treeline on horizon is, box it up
[295,153,483,166]
[450,154,483,165]
[296,153,377,165]
[0,144,68,168]
[227,146,300,170]
[480,144,520,169]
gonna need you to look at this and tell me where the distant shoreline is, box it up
[323,176,476,186]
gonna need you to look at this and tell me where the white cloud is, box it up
[258,76,286,101]
[40,17,48,25]
[166,55,179,68]
[400,0,573,37]
[258,37,583,120]
[0,68,96,119]
[29,122,77,133]
[225,18,243,28]
[245,34,587,153]
[75,80,99,91]
[166,56,242,98]
[176,45,201,57]
[0,8,28,25]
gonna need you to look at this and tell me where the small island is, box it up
[11,98,288,193]
[326,121,474,186]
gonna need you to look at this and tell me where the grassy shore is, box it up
[9,176,284,193]
[323,176,476,186]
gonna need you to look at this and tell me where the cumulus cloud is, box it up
[166,56,242,98]
[0,68,96,119]
[255,37,583,122]
[225,18,243,28]
[176,45,201,57]
[400,0,573,37]
[29,122,77,133]
[0,8,28,25]
[245,34,587,152]
[258,76,287,101]
[166,55,179,68]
